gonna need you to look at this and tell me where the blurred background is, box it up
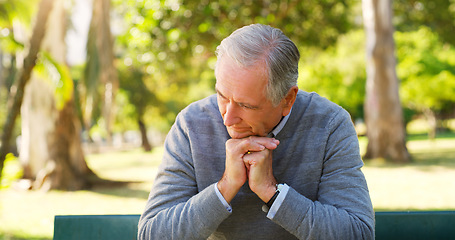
[0,0,454,239]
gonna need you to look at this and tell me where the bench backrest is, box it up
[54,211,455,240]
[375,211,455,240]
[53,215,140,240]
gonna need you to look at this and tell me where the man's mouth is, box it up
[227,126,251,133]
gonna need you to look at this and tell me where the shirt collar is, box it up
[268,107,292,138]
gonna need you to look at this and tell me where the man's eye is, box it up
[218,94,228,101]
[239,104,255,110]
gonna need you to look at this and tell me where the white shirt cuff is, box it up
[214,182,232,212]
[266,183,289,219]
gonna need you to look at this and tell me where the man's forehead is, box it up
[215,82,266,109]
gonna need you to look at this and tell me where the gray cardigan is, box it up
[138,91,374,240]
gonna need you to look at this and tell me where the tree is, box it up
[0,0,53,182]
[0,0,36,159]
[394,0,455,46]
[117,66,157,151]
[362,0,410,162]
[395,27,455,138]
[19,0,96,190]
[82,0,118,144]
[299,30,366,121]
[393,1,455,137]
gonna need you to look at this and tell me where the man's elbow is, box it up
[356,217,375,240]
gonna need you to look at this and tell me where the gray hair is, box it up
[215,24,300,106]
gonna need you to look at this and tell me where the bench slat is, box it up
[54,211,455,240]
[53,215,140,240]
[375,211,455,240]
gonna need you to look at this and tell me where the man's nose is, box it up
[223,102,241,126]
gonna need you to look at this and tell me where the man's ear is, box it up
[282,86,298,116]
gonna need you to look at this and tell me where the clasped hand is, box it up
[217,136,279,203]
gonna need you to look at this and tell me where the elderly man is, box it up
[138,24,374,240]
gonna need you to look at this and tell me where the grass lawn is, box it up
[0,149,163,240]
[1,131,455,239]
[361,132,455,211]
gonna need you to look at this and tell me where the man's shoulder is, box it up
[177,94,222,126]
[296,90,344,115]
[181,94,218,117]
[173,94,227,140]
[284,90,353,138]
[293,90,352,129]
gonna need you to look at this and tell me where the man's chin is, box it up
[227,129,253,139]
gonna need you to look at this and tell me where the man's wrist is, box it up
[266,187,280,208]
[264,184,288,216]
[262,183,284,212]
[214,183,232,212]
[217,177,239,204]
[257,181,278,203]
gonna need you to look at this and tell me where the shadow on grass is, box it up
[86,178,151,199]
[411,150,455,167]
[90,184,151,199]
[365,152,455,170]
[407,131,455,141]
[364,131,455,170]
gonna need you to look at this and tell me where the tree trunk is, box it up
[20,76,56,180]
[138,118,152,152]
[42,98,96,190]
[0,52,3,88]
[86,0,118,144]
[0,0,54,181]
[100,0,118,146]
[423,108,437,139]
[20,0,96,190]
[362,0,410,162]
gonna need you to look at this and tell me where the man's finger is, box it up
[243,136,279,152]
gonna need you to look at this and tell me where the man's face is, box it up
[215,56,291,139]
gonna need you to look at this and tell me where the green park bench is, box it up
[53,211,455,240]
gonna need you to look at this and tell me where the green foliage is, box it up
[0,0,37,54]
[0,0,37,27]
[394,0,455,45]
[34,52,74,110]
[395,27,455,114]
[112,89,138,132]
[299,26,455,122]
[117,65,156,117]
[0,153,22,189]
[298,30,366,120]
[0,32,24,54]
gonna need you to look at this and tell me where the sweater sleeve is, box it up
[270,108,375,240]
[138,113,231,240]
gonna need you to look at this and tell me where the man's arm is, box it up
[269,108,375,239]
[137,115,230,240]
